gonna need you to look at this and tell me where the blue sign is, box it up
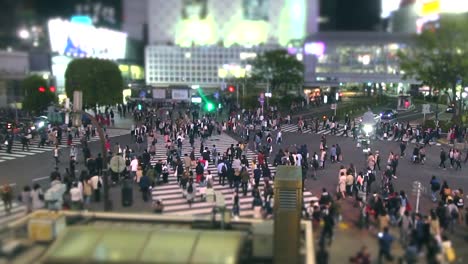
[71,15,93,25]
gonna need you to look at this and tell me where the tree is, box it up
[22,75,56,114]
[248,49,304,95]
[398,15,468,118]
[65,58,123,107]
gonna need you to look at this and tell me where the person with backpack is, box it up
[447,199,459,233]
[430,176,441,202]
[453,189,464,223]
[253,165,262,188]
[186,178,196,207]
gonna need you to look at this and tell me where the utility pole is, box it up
[412,181,422,214]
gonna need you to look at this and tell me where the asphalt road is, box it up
[0,132,134,193]
[272,129,468,215]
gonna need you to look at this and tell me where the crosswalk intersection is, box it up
[149,133,317,217]
[0,128,129,163]
[279,123,427,143]
[0,200,27,227]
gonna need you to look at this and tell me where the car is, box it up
[31,116,50,132]
[379,109,398,120]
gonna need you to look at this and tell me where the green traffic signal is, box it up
[137,103,142,110]
[205,102,215,112]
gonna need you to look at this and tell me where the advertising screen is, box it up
[381,0,402,18]
[150,0,308,47]
[171,89,189,100]
[48,18,127,60]
[152,89,166,99]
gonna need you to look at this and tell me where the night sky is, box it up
[322,0,382,31]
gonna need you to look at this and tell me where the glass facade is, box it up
[314,44,403,75]
[304,32,417,85]
[145,45,280,86]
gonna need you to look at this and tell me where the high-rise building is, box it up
[145,0,319,89]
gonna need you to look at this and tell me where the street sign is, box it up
[191,97,202,103]
[331,103,337,110]
[258,97,264,107]
[265,92,272,98]
[110,156,126,173]
[422,104,430,114]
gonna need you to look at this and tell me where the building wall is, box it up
[123,0,148,41]
[0,50,29,107]
[303,32,418,86]
[145,45,280,87]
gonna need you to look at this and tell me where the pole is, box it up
[266,81,270,109]
[15,103,18,123]
[415,182,421,214]
[236,83,239,108]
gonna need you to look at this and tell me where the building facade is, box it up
[146,45,280,87]
[145,0,319,88]
[303,32,417,87]
[0,50,29,108]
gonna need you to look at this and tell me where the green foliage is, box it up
[248,49,304,94]
[65,58,123,106]
[22,75,56,113]
[398,15,468,110]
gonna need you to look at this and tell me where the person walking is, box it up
[186,178,196,207]
[53,145,60,167]
[69,182,83,210]
[439,148,447,169]
[31,184,45,211]
[378,227,394,263]
[0,184,13,213]
[399,211,413,247]
[240,167,250,196]
[20,186,33,213]
[139,174,151,202]
[88,175,101,202]
[430,176,441,202]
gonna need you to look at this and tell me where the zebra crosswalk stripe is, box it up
[148,133,316,217]
[0,201,27,226]
[0,128,129,163]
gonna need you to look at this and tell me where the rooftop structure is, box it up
[0,210,315,264]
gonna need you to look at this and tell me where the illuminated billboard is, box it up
[381,0,403,18]
[48,18,127,60]
[149,0,311,47]
[417,0,468,16]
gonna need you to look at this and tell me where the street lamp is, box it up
[18,28,30,39]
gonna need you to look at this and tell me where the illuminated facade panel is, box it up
[303,32,418,85]
[145,45,280,86]
[147,0,316,47]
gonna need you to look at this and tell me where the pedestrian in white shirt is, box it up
[130,157,139,178]
[88,175,101,202]
[69,182,83,210]
[276,130,282,145]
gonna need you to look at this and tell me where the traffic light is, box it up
[137,103,143,111]
[204,102,215,112]
[49,86,56,93]
[38,86,46,93]
[228,85,235,93]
